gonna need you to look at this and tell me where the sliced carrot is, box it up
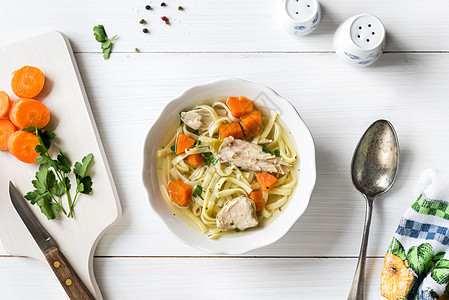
[255,173,278,192]
[9,99,50,129]
[167,179,192,206]
[249,190,264,211]
[0,91,11,118]
[226,96,254,118]
[175,133,196,154]
[0,119,17,151]
[186,153,204,166]
[219,122,244,139]
[11,66,45,98]
[240,110,261,137]
[8,131,39,164]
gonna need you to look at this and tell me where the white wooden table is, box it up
[1,0,449,299]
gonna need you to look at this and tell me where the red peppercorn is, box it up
[161,16,170,25]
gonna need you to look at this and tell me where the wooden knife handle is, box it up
[45,247,95,300]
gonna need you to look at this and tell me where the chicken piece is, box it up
[216,196,258,230]
[180,109,213,130]
[216,136,285,174]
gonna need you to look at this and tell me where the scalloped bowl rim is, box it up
[141,78,316,254]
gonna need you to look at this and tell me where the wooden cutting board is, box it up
[0,31,121,299]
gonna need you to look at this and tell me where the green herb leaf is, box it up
[274,150,280,157]
[193,129,199,135]
[170,145,176,153]
[192,185,203,198]
[235,228,241,232]
[193,140,201,148]
[57,151,71,174]
[93,25,107,43]
[93,25,117,60]
[22,126,36,132]
[78,176,93,195]
[74,153,93,178]
[262,146,273,155]
[52,181,66,198]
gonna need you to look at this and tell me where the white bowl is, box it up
[141,78,316,254]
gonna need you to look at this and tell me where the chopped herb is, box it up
[192,185,203,197]
[193,129,199,135]
[145,5,152,10]
[274,150,280,157]
[142,28,149,33]
[262,146,273,155]
[193,140,201,148]
[235,228,241,232]
[170,145,176,153]
[201,153,218,165]
[93,25,117,60]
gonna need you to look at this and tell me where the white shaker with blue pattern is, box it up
[279,0,321,37]
[333,14,385,67]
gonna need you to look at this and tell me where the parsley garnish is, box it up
[170,145,176,153]
[193,140,201,148]
[192,185,203,197]
[93,25,117,60]
[201,152,218,165]
[24,126,94,220]
[193,129,199,135]
[262,146,273,155]
[274,150,280,157]
[235,228,241,232]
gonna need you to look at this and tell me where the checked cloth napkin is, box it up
[381,169,449,300]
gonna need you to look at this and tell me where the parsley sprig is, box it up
[23,126,94,219]
[93,25,117,60]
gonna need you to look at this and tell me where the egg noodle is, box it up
[157,100,298,239]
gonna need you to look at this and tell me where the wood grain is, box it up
[45,248,95,300]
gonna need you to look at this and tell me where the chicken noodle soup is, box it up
[157,96,298,239]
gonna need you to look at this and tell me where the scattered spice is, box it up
[161,2,167,6]
[178,6,184,11]
[161,16,170,25]
[134,48,140,52]
[145,5,152,10]
[142,28,149,33]
[139,19,146,24]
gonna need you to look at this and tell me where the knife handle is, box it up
[45,247,96,300]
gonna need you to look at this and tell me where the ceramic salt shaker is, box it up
[333,14,386,66]
[279,0,321,36]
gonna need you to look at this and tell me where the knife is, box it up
[9,181,95,300]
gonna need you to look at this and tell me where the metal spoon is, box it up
[347,120,400,300]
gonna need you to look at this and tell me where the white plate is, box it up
[142,78,316,254]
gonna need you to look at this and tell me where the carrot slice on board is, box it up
[249,190,264,211]
[186,153,204,166]
[226,96,254,118]
[9,99,50,129]
[0,91,11,118]
[8,131,39,164]
[219,122,244,139]
[167,179,192,206]
[0,119,17,151]
[11,66,45,98]
[175,133,196,154]
[255,173,278,192]
[240,110,261,137]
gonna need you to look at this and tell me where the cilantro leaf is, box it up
[52,181,66,198]
[74,153,93,178]
[192,185,202,197]
[93,25,107,42]
[262,146,273,155]
[77,176,93,195]
[193,140,201,148]
[201,153,219,165]
[57,151,71,173]
[22,126,36,132]
[274,150,280,157]
[93,25,117,60]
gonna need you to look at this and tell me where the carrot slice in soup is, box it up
[8,131,39,163]
[11,66,45,98]
[0,91,11,118]
[240,110,261,137]
[175,133,196,154]
[187,153,204,166]
[227,96,254,117]
[167,179,192,206]
[219,122,244,139]
[0,119,17,151]
[249,190,264,211]
[255,173,278,192]
[9,99,50,129]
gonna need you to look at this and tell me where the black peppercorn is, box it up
[145,5,151,10]
[161,2,166,6]
[139,19,146,24]
[178,6,184,10]
[143,28,149,33]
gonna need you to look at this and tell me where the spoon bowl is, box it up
[347,119,399,300]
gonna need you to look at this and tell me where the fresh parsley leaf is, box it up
[193,140,201,148]
[74,153,93,178]
[93,25,117,60]
[193,129,199,135]
[192,185,203,198]
[57,151,71,173]
[201,153,219,165]
[77,176,93,195]
[235,228,241,232]
[170,145,176,153]
[52,181,66,198]
[274,150,280,157]
[22,126,36,132]
[93,25,108,42]
[210,157,219,165]
[262,146,273,155]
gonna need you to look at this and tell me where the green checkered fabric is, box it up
[411,194,449,220]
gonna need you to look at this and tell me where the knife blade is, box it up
[9,181,95,300]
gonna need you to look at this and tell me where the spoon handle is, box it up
[347,197,374,300]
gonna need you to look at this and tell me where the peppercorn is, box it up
[178,6,184,10]
[145,5,152,10]
[139,19,146,24]
[161,2,166,6]
[161,16,170,25]
[142,28,149,33]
